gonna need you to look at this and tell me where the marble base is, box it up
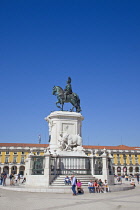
[45,111,84,155]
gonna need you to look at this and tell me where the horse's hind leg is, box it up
[61,103,64,111]
[70,99,76,112]
[70,106,75,112]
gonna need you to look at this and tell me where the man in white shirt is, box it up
[71,175,77,195]
[88,180,94,193]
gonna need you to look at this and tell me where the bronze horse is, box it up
[52,86,81,112]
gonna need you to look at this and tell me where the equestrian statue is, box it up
[52,77,81,112]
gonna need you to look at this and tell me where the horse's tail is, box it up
[73,93,81,112]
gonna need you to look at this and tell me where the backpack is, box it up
[75,178,77,184]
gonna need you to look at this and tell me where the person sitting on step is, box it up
[64,176,71,185]
[130,178,136,187]
[103,180,109,193]
[76,180,84,194]
[93,180,99,193]
[88,180,94,193]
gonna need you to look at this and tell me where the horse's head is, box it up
[52,86,57,95]
[52,86,63,96]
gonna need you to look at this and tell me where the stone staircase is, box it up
[51,175,96,186]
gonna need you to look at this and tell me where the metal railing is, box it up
[50,156,91,175]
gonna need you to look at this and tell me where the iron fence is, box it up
[50,156,91,175]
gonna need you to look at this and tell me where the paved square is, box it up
[0,182,140,210]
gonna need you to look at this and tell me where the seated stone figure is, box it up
[64,176,71,185]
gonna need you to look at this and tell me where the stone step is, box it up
[55,179,94,181]
[51,175,96,186]
[54,176,95,179]
[53,178,95,181]
[58,176,95,179]
[51,183,89,186]
[58,175,93,177]
[52,183,91,185]
[52,181,89,184]
[56,177,95,180]
[56,176,95,178]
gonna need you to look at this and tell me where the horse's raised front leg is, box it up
[56,101,62,110]
[56,101,64,111]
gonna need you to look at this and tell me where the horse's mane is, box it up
[56,86,63,92]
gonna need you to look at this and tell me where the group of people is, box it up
[0,172,26,186]
[88,179,109,193]
[116,174,139,187]
[9,173,21,185]
[65,175,108,195]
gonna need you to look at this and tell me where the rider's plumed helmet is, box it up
[67,77,71,83]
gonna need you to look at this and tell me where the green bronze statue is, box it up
[52,77,81,112]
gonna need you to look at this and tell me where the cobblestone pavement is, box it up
[0,180,140,210]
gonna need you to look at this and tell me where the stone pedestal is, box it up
[45,111,85,156]
[102,154,109,181]
[25,153,51,187]
[25,156,32,176]
[101,150,114,185]
[24,111,114,187]
[90,156,96,176]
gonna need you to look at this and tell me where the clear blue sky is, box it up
[0,1,140,146]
